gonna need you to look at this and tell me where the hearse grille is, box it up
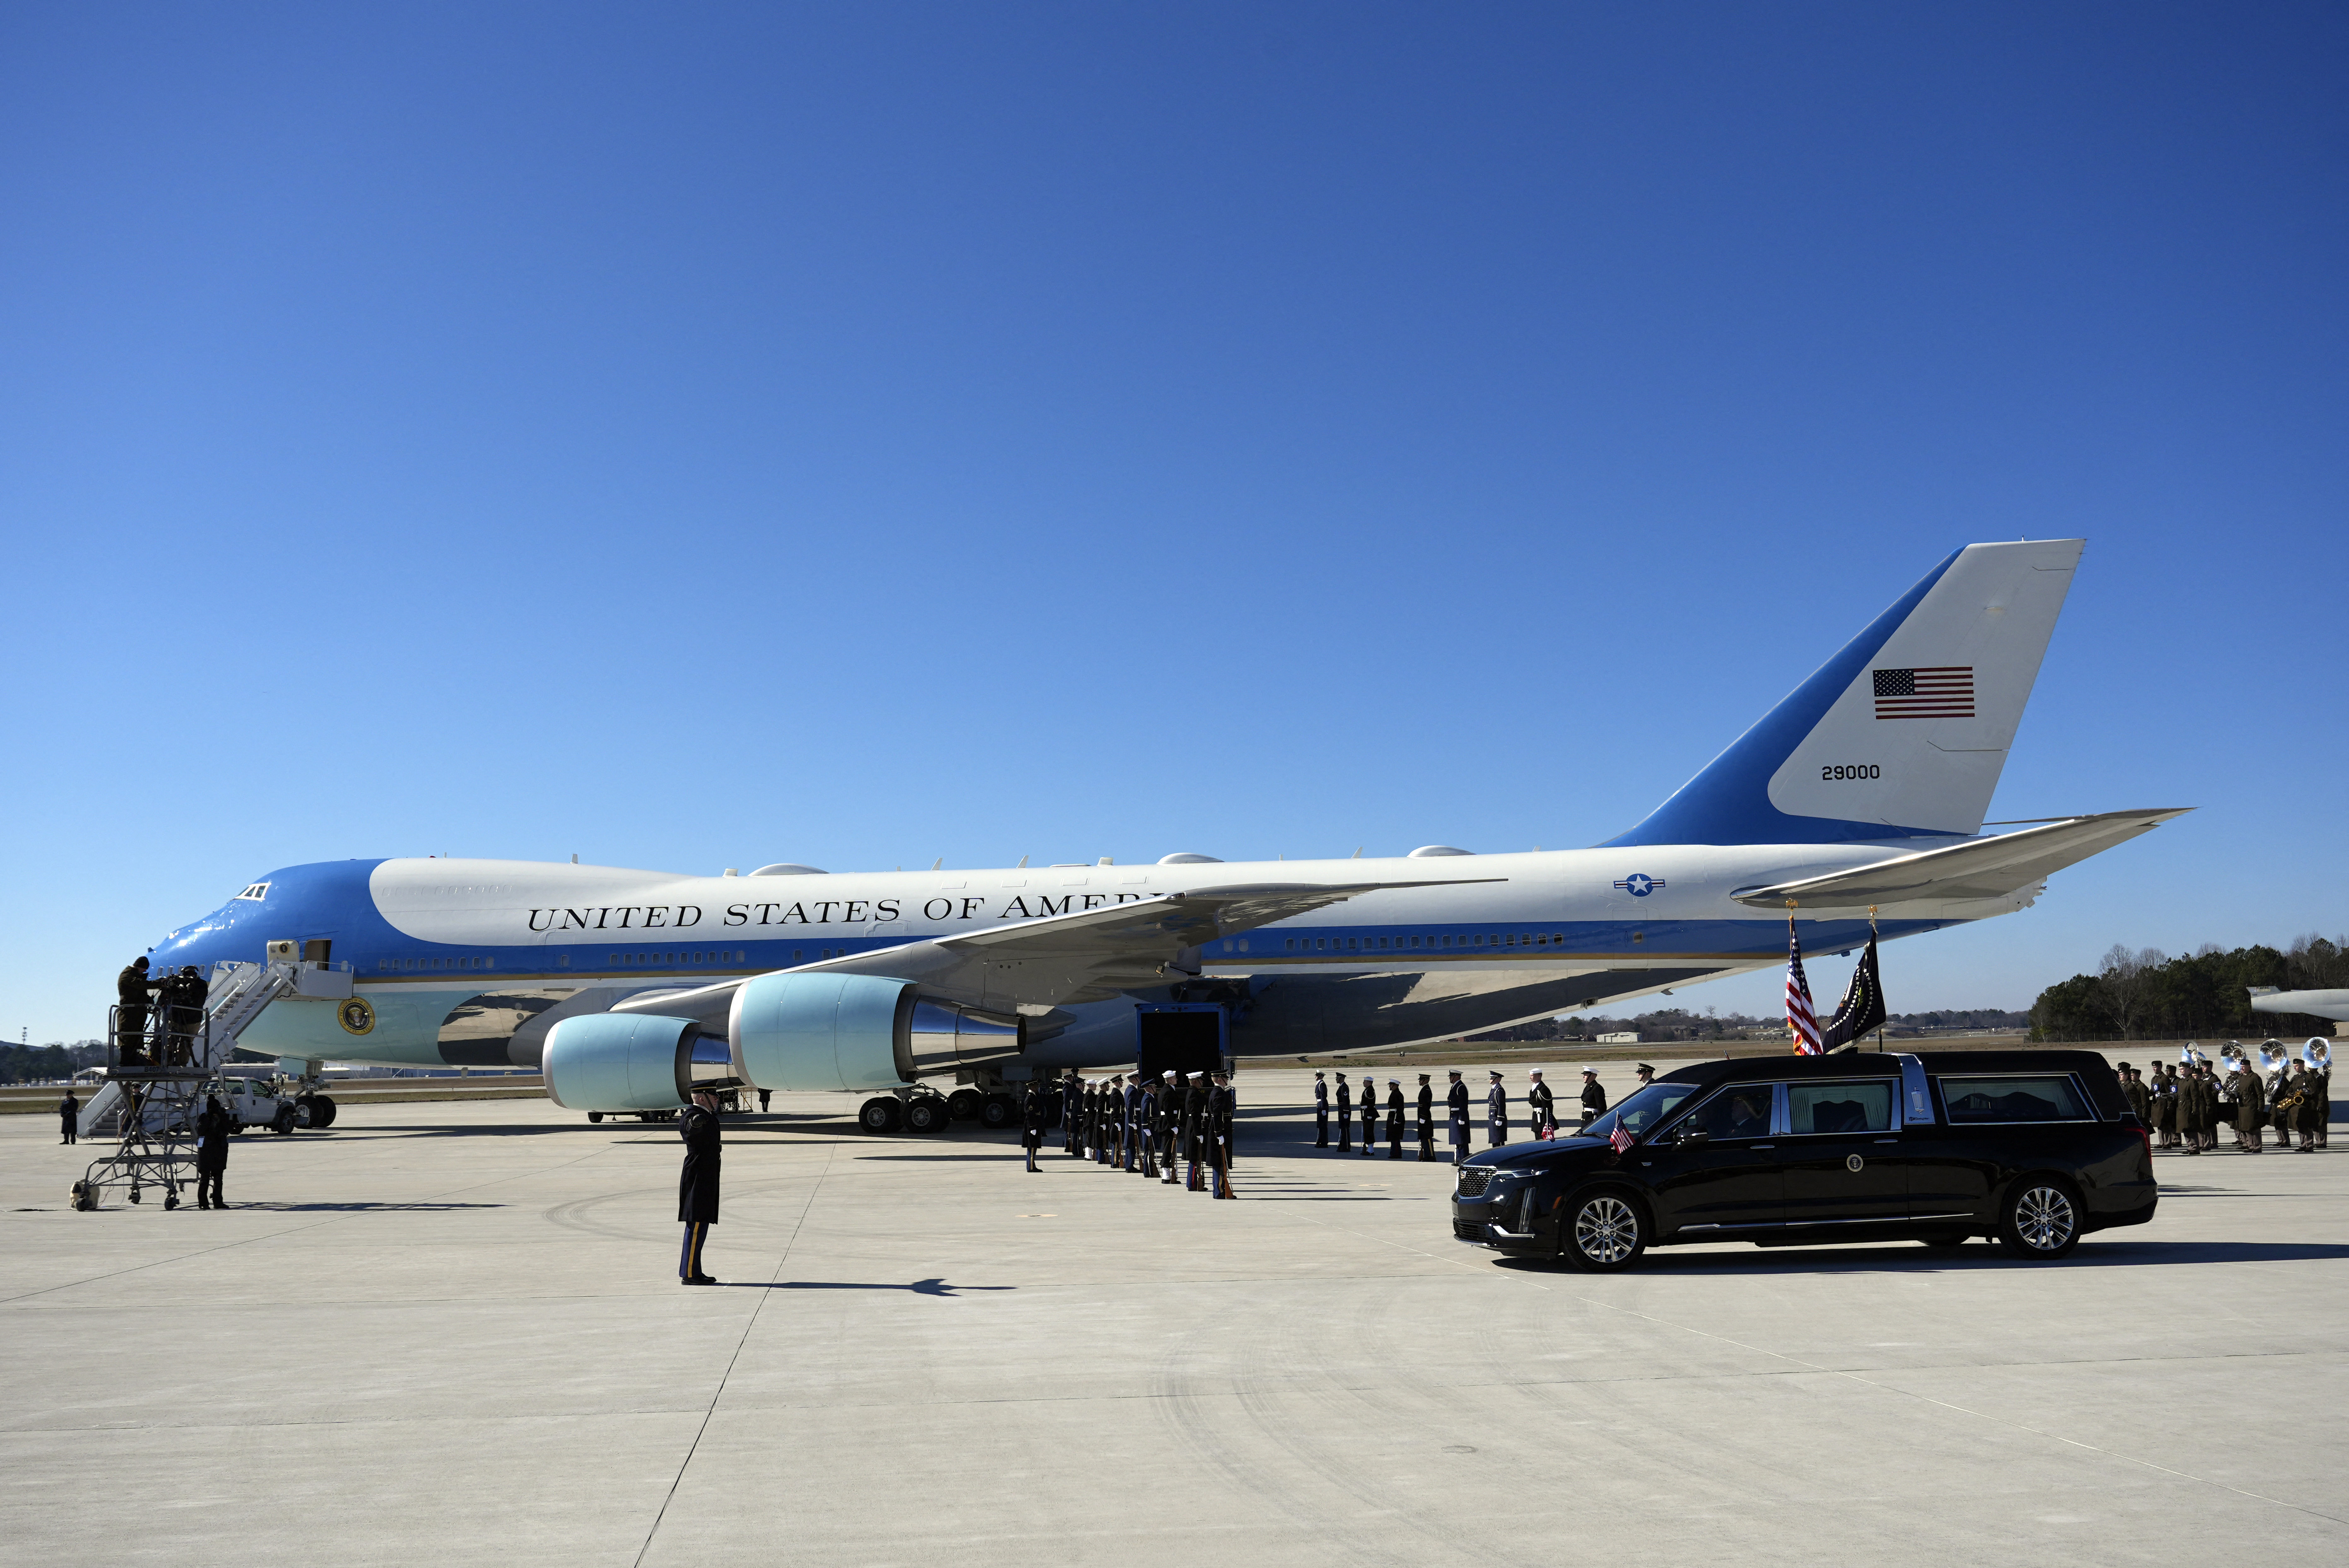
[1456,1168,1494,1198]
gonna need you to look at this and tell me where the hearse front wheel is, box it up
[1561,1190,1647,1273]
[1999,1180,2081,1260]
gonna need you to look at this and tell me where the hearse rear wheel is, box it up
[1561,1190,1646,1273]
[1998,1180,2081,1260]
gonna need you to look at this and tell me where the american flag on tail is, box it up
[1785,924,1823,1055]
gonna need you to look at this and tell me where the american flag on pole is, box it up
[1785,926,1823,1055]
[1608,1123,1636,1154]
[1872,666,1974,719]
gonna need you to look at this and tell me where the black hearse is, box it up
[1452,1051,2154,1270]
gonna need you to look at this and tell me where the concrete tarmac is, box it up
[5,1067,2345,1566]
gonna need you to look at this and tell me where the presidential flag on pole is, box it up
[1818,932,1887,1053]
[1785,924,1823,1055]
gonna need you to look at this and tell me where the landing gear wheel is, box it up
[1561,1190,1647,1272]
[903,1097,950,1135]
[313,1096,338,1129]
[858,1096,904,1134]
[294,1097,316,1128]
[1998,1180,2081,1260]
[978,1094,1018,1130]
[947,1089,984,1121]
[586,1112,605,1124]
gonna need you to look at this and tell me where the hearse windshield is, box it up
[1584,1080,1701,1143]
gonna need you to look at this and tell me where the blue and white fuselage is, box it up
[142,540,2188,1087]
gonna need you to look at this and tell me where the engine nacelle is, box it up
[729,973,1024,1091]
[544,1013,704,1112]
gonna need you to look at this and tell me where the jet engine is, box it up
[543,1012,713,1112]
[729,972,1023,1091]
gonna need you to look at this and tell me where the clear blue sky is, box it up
[3,4,2343,1045]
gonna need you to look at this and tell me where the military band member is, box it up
[1486,1071,1507,1146]
[1335,1072,1353,1152]
[1360,1075,1378,1156]
[1526,1069,1555,1140]
[1385,1079,1405,1159]
[1313,1071,1330,1148]
[1416,1074,1435,1161]
[2238,1060,2267,1154]
[1446,1070,1471,1163]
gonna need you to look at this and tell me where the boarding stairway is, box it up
[76,959,316,1141]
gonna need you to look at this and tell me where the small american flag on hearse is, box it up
[1872,666,1974,719]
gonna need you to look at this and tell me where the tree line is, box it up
[0,1041,107,1085]
[2029,933,2347,1042]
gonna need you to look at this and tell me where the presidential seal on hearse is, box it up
[1451,1051,2155,1270]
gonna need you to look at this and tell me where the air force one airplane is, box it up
[147,540,2186,1123]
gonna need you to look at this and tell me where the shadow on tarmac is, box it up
[726,1277,1015,1296]
[1488,1238,2349,1274]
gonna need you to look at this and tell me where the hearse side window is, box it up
[1938,1076,2091,1123]
[1585,1081,1701,1142]
[1786,1080,1896,1135]
[1684,1085,1773,1140]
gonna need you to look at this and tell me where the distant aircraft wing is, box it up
[613,879,1497,1021]
[1732,808,2191,909]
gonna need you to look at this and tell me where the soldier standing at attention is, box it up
[1416,1074,1435,1161]
[1313,1072,1330,1148]
[677,1090,722,1285]
[1526,1070,1555,1140]
[1155,1075,1181,1183]
[1061,1071,1082,1156]
[1633,1063,1657,1092]
[1385,1079,1405,1159]
[1486,1071,1507,1147]
[1579,1068,1608,1131]
[116,956,156,1067]
[1446,1070,1471,1164]
[1123,1079,1151,1173]
[2118,1062,2148,1124]
[58,1089,79,1145]
[1022,1079,1048,1173]
[193,1094,230,1209]
[1184,1072,1209,1190]
[1208,1071,1237,1198]
[1334,1072,1352,1152]
[1359,1072,1378,1156]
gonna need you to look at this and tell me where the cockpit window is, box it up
[1584,1081,1699,1143]
[236,883,270,901]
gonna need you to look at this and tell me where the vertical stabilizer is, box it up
[1602,540,2083,847]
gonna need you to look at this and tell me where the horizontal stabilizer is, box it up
[1731,808,2191,908]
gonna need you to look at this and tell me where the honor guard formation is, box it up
[1027,1069,1238,1198]
[2119,1041,2332,1155]
[1306,1064,1627,1163]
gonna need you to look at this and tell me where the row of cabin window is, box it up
[1283,932,1567,953]
[381,956,495,971]
[607,950,753,966]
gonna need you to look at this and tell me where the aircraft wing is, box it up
[1732,808,2190,909]
[613,879,1495,1022]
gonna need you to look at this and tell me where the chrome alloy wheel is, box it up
[2012,1184,2077,1253]
[1572,1195,1640,1265]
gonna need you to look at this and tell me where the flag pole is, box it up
[1869,904,1883,1050]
